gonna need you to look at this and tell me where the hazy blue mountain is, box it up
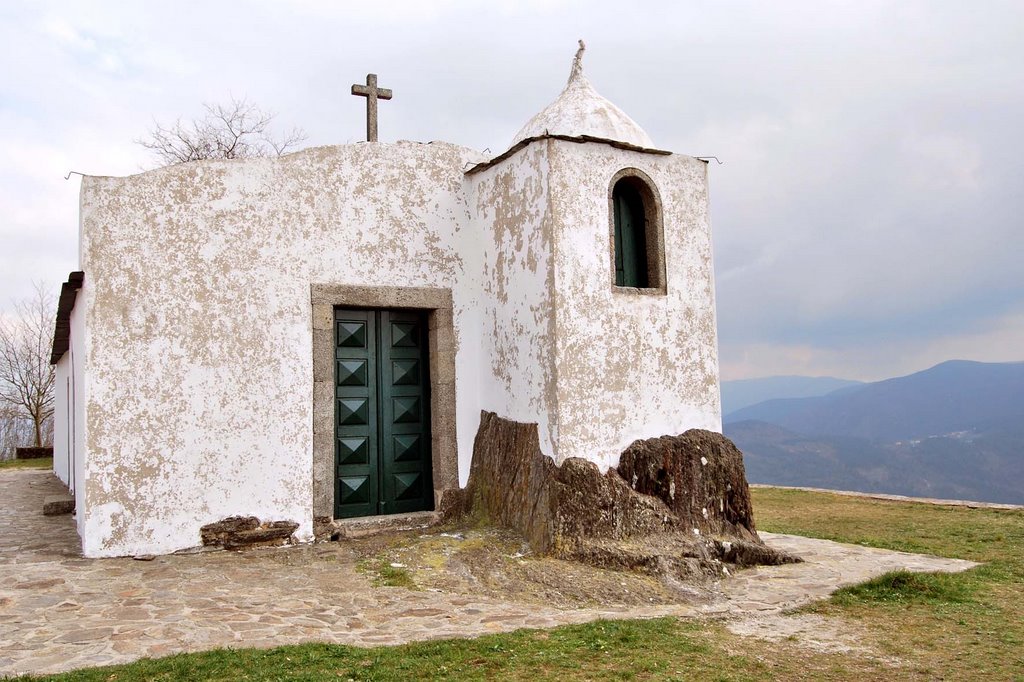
[725,360,1024,441]
[728,419,1024,505]
[723,360,1024,505]
[721,375,863,415]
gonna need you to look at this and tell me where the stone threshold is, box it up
[330,510,442,540]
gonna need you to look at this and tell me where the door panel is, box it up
[334,308,433,518]
[334,309,379,518]
[379,310,433,515]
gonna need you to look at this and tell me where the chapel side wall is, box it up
[78,143,484,557]
[53,356,70,486]
[465,142,559,459]
[548,141,721,469]
[53,295,86,497]
[70,285,87,528]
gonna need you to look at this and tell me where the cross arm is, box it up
[351,85,393,100]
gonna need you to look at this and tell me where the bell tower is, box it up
[468,42,722,468]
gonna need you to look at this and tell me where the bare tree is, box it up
[0,282,56,448]
[0,405,34,461]
[137,96,306,166]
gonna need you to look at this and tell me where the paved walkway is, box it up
[0,470,978,677]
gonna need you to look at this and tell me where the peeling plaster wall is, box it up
[466,142,559,458]
[78,142,486,557]
[547,141,721,469]
[76,136,721,557]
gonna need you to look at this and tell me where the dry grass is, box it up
[752,487,1024,680]
[0,457,52,470]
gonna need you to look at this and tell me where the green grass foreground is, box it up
[0,457,52,470]
[20,487,1024,681]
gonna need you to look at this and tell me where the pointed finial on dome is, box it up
[509,38,654,148]
[568,40,586,84]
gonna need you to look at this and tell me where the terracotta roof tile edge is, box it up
[50,271,84,365]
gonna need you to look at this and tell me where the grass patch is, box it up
[376,563,416,589]
[754,487,1024,679]
[830,569,976,606]
[357,559,418,589]
[25,618,847,682]
[0,457,52,470]
[751,487,1023,564]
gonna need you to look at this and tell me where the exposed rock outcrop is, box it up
[617,430,760,543]
[462,411,799,581]
[199,516,299,550]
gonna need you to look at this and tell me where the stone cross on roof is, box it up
[351,73,392,142]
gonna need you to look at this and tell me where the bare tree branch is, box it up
[135,96,307,167]
[0,282,56,447]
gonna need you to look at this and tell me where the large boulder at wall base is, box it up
[462,411,798,580]
[461,411,673,555]
[616,430,760,544]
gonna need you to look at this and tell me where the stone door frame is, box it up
[311,284,458,526]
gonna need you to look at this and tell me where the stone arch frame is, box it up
[607,167,667,296]
[310,284,458,533]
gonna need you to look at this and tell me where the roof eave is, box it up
[465,134,672,176]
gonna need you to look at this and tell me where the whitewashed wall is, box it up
[53,355,70,486]
[467,142,559,458]
[52,294,87,503]
[76,137,721,557]
[71,292,87,529]
[78,143,487,557]
[546,141,722,468]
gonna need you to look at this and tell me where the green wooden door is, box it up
[334,308,433,519]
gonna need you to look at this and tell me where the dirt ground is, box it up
[350,524,718,608]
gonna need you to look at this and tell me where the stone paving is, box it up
[0,470,979,677]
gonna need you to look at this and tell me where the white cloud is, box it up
[721,304,1024,382]
[42,16,97,52]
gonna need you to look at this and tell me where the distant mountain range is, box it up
[721,375,864,415]
[722,360,1024,505]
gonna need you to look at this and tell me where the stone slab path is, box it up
[0,470,978,677]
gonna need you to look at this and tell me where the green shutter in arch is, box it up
[613,181,650,288]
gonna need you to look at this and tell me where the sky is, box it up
[1,0,1021,382]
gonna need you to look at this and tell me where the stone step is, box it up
[331,510,441,540]
[42,495,74,516]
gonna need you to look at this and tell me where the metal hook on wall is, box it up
[695,156,723,165]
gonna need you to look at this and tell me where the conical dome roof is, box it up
[511,41,654,149]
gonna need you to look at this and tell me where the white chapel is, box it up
[51,44,722,558]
